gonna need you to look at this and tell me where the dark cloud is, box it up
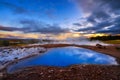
[75,0,120,13]
[97,16,120,34]
[20,19,69,34]
[97,26,120,34]
[76,15,120,34]
[73,23,82,26]
[0,20,69,34]
[87,11,110,23]
[0,25,22,31]
[73,0,120,34]
[101,0,120,11]
[77,19,112,31]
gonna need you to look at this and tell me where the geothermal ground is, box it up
[0,44,120,80]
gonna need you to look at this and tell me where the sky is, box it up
[0,0,120,39]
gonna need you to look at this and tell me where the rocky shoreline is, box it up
[0,44,120,80]
[3,65,120,80]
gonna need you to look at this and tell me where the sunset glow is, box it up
[0,0,120,39]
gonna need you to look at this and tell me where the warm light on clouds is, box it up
[72,33,81,37]
[0,31,40,39]
[0,0,120,39]
[84,33,109,38]
[0,31,82,40]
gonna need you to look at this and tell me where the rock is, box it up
[48,69,54,73]
[0,65,5,70]
[0,73,3,79]
[40,72,43,75]
[96,44,106,49]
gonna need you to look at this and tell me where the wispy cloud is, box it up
[73,0,120,34]
[0,25,22,31]
[0,19,70,34]
[19,19,70,34]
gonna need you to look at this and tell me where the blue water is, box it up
[7,47,117,73]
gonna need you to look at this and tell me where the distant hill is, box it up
[90,35,120,41]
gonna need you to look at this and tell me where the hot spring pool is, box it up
[7,46,118,73]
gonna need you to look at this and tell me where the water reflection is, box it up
[8,47,117,73]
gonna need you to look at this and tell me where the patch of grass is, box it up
[103,40,120,44]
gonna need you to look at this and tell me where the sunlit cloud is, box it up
[0,0,120,39]
[0,30,82,40]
